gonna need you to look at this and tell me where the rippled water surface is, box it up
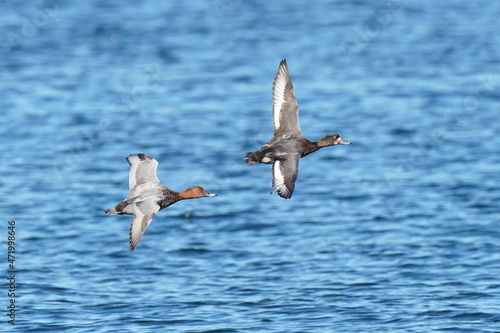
[1,1,500,332]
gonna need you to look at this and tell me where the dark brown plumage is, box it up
[244,59,351,199]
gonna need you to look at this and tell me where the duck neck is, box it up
[158,187,183,209]
[302,141,322,157]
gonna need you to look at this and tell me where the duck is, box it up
[104,153,217,251]
[244,59,351,199]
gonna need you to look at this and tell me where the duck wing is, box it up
[126,154,160,191]
[129,198,161,251]
[271,153,300,199]
[272,59,301,137]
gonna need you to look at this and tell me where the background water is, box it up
[1,0,499,332]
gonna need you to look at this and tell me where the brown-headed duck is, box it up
[244,59,351,199]
[105,153,217,251]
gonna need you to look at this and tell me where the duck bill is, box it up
[205,192,218,197]
[338,138,351,145]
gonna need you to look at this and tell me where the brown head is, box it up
[178,186,218,200]
[317,134,351,148]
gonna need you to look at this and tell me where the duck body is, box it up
[244,59,351,199]
[105,153,217,251]
[105,184,179,216]
[245,134,319,165]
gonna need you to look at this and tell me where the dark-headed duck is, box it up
[105,154,217,251]
[244,59,351,199]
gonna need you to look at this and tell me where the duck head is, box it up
[317,134,351,147]
[179,186,218,199]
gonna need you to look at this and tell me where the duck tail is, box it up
[244,152,259,166]
[104,207,119,215]
[104,201,130,215]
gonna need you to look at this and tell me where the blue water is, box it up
[1,1,500,332]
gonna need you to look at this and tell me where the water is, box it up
[1,1,499,332]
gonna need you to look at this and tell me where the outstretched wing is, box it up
[271,154,300,199]
[129,199,161,251]
[126,154,160,191]
[272,59,301,137]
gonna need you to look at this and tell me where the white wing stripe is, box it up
[273,77,287,130]
[272,161,284,186]
[272,161,290,197]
